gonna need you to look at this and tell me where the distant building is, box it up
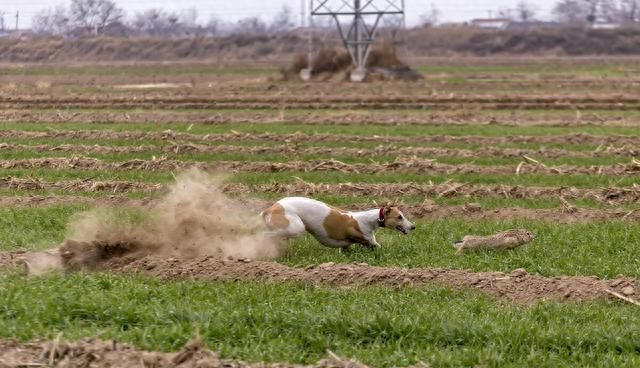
[591,22,621,30]
[469,18,511,30]
[506,21,564,31]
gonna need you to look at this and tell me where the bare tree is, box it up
[620,0,640,21]
[131,9,171,36]
[497,7,514,20]
[32,6,71,35]
[206,15,221,35]
[419,2,440,26]
[602,0,640,22]
[178,8,198,29]
[271,5,295,31]
[235,17,267,33]
[553,0,591,23]
[70,0,124,35]
[130,8,201,37]
[583,0,601,22]
[0,12,5,31]
[516,1,538,21]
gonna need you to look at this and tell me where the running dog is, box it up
[261,197,416,250]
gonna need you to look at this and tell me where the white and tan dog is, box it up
[261,197,416,250]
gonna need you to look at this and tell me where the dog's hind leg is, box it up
[264,213,306,240]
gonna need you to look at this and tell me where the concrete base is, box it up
[350,68,367,82]
[299,68,312,81]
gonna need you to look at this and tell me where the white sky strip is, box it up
[1,0,558,29]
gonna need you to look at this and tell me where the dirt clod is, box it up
[622,286,635,295]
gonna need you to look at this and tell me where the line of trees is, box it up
[16,0,640,37]
[419,0,640,27]
[553,0,640,24]
[28,0,297,37]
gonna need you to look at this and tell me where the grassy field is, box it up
[2,59,640,367]
[1,272,640,368]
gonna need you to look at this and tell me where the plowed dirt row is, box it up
[1,194,638,223]
[224,182,640,204]
[3,156,640,177]
[4,95,640,111]
[3,130,640,146]
[2,109,637,127]
[3,177,639,204]
[0,195,148,207]
[0,177,160,193]
[0,338,362,368]
[2,251,636,305]
[2,142,637,159]
[4,101,640,111]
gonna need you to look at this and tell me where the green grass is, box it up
[1,272,640,367]
[0,205,88,250]
[282,219,640,279]
[3,205,640,279]
[2,121,640,137]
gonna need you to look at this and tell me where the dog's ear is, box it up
[384,203,393,215]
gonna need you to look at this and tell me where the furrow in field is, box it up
[3,109,638,127]
[0,177,160,193]
[4,101,640,111]
[3,178,639,204]
[4,95,640,110]
[3,251,636,305]
[3,130,640,146]
[1,142,638,159]
[224,182,640,204]
[3,157,640,176]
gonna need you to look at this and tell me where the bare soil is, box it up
[5,94,640,111]
[0,338,368,368]
[4,109,639,127]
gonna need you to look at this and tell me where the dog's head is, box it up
[381,205,416,235]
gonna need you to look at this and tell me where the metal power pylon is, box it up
[305,0,405,82]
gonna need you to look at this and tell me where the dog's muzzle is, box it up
[396,224,416,234]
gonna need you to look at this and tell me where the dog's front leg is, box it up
[365,234,382,249]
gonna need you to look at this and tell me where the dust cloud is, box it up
[26,169,281,274]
